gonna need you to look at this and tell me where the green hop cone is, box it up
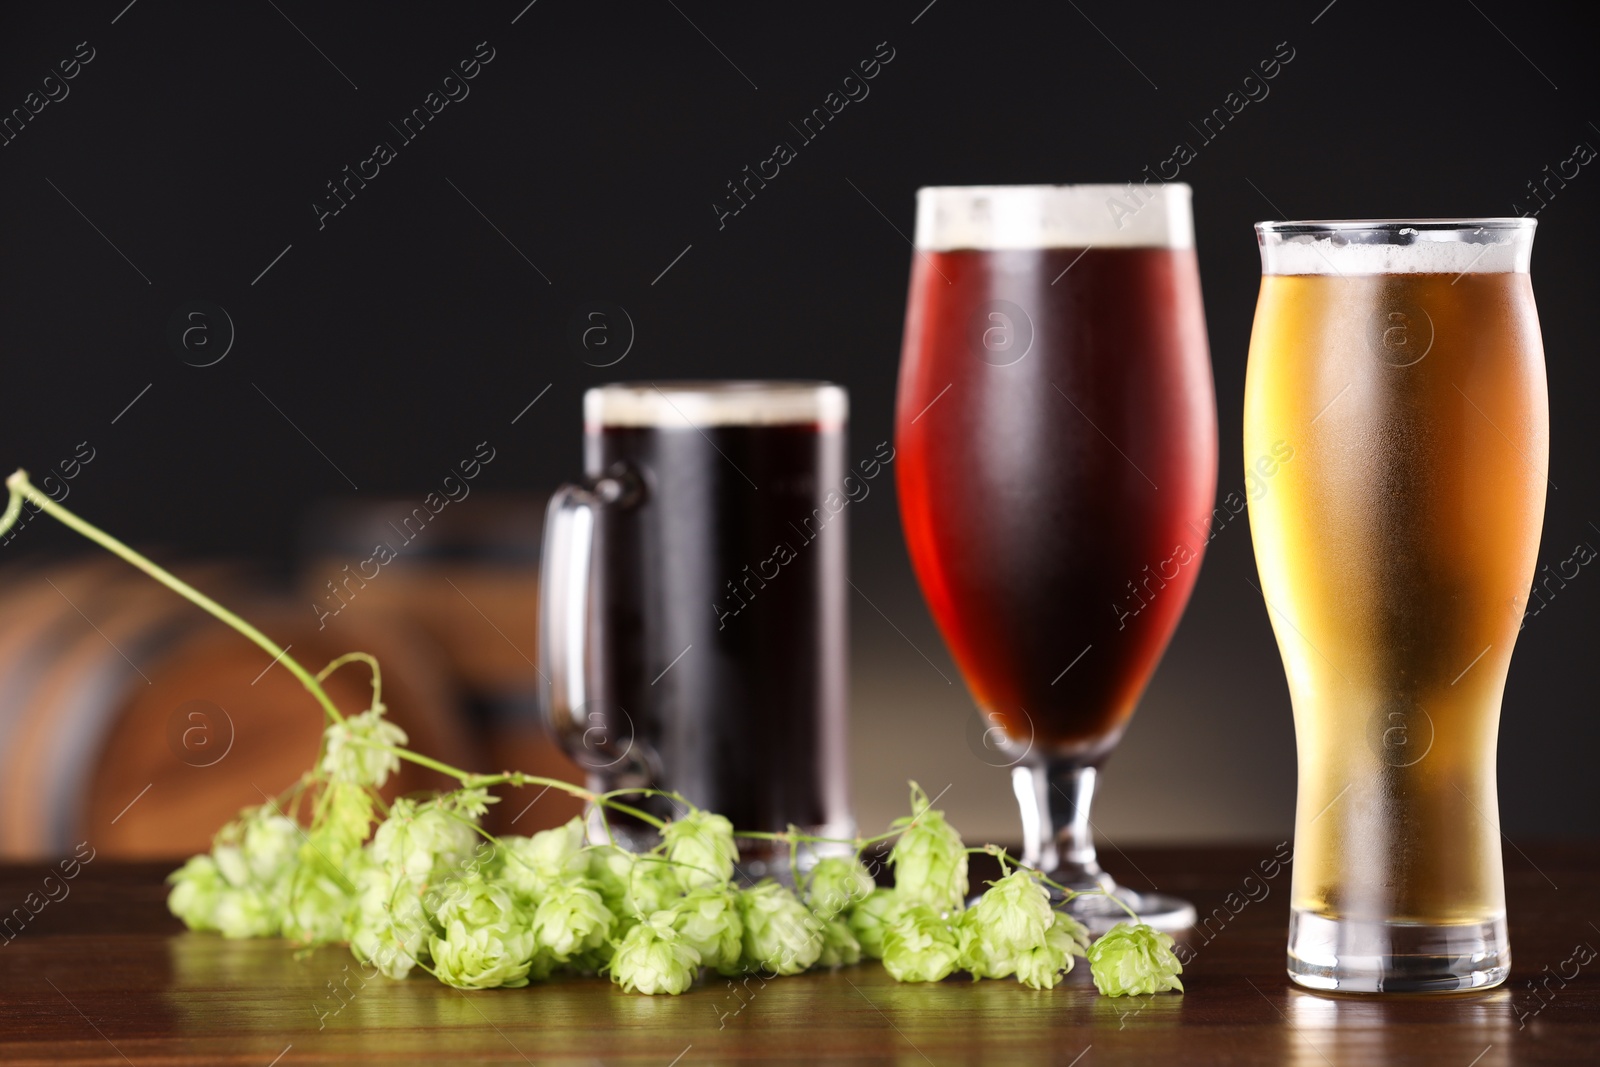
[531,879,615,962]
[445,787,496,819]
[1052,911,1092,958]
[585,846,684,923]
[661,810,738,889]
[371,799,479,886]
[1086,922,1185,997]
[319,706,408,788]
[957,869,1054,979]
[955,908,1012,980]
[280,868,354,945]
[1014,918,1082,991]
[737,882,823,976]
[817,916,863,968]
[627,858,686,918]
[610,914,703,995]
[496,816,588,898]
[881,902,961,983]
[213,842,250,888]
[317,781,377,868]
[426,871,519,933]
[241,812,301,885]
[806,856,876,921]
[212,884,282,939]
[665,885,743,973]
[887,783,968,913]
[429,918,538,989]
[847,887,903,960]
[167,853,225,931]
[347,860,432,980]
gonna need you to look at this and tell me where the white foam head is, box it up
[1257,219,1535,276]
[585,381,847,429]
[914,183,1193,251]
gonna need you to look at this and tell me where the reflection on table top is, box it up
[1,845,1595,1065]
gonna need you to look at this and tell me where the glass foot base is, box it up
[1287,909,1510,993]
[1040,877,1196,934]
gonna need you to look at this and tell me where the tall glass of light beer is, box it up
[1244,219,1547,992]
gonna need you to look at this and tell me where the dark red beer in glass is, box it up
[895,184,1216,928]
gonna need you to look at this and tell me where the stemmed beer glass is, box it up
[1244,220,1546,991]
[895,184,1217,930]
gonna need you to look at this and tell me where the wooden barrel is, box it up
[0,558,483,859]
[299,494,587,834]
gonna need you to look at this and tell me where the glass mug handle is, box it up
[538,468,645,776]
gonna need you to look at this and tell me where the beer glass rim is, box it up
[1256,219,1535,275]
[585,380,847,429]
[1256,218,1535,236]
[915,182,1193,251]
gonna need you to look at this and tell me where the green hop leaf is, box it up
[610,914,702,995]
[660,811,738,889]
[887,782,968,913]
[319,706,408,788]
[806,856,876,921]
[429,918,538,989]
[847,887,904,960]
[1086,922,1185,997]
[736,882,823,976]
[881,902,961,983]
[664,885,743,973]
[817,916,863,968]
[530,879,615,962]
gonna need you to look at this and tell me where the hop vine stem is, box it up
[3,469,346,725]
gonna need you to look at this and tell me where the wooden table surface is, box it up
[2,844,1596,1066]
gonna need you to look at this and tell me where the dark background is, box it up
[1,0,1594,843]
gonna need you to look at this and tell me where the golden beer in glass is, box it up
[1244,220,1546,992]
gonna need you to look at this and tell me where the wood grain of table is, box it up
[1,845,1595,1066]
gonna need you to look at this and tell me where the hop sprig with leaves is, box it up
[4,468,1185,1001]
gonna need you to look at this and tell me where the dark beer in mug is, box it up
[542,383,852,857]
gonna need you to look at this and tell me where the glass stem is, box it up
[1011,760,1110,891]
